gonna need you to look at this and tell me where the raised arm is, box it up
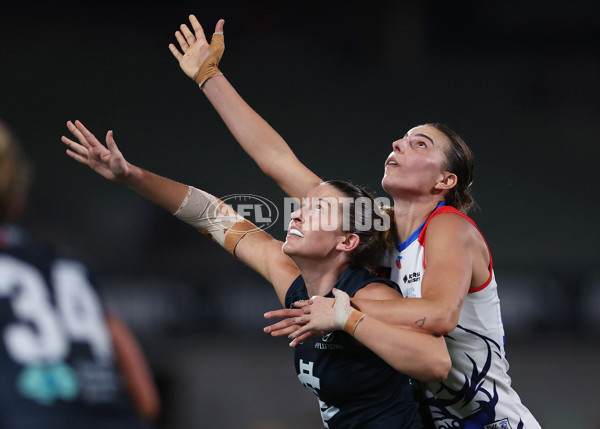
[168,15,322,199]
[61,120,299,304]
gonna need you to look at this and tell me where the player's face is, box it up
[381,124,451,198]
[282,184,348,260]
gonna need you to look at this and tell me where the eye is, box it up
[315,204,323,211]
[412,140,428,149]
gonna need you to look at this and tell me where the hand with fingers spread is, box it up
[264,306,324,347]
[61,120,131,182]
[288,289,354,345]
[169,15,225,87]
[263,308,304,337]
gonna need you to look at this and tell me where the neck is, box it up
[292,256,351,297]
[392,198,443,243]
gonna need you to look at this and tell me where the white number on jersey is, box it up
[0,255,112,365]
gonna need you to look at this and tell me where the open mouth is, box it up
[288,228,304,238]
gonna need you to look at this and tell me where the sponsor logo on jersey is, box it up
[321,332,334,342]
[17,363,79,405]
[484,419,512,429]
[395,255,402,269]
[314,342,343,350]
[403,272,421,284]
[315,333,343,350]
[404,286,416,298]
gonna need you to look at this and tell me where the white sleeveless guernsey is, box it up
[383,203,540,429]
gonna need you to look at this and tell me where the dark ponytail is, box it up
[427,123,476,214]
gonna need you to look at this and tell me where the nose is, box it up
[392,138,408,153]
[291,207,303,222]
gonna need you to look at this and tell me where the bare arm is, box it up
[290,285,451,382]
[61,120,299,305]
[352,214,485,336]
[106,313,161,421]
[169,15,322,199]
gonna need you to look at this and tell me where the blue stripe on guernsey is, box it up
[395,201,445,252]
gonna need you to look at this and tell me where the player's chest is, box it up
[390,244,425,298]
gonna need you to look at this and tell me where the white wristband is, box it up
[332,289,353,330]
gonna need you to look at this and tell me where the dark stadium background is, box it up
[1,1,599,427]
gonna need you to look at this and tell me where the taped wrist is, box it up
[332,290,353,330]
[343,309,367,336]
[173,186,256,255]
[194,32,224,87]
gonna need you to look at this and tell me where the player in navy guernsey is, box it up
[286,268,426,428]
[0,120,160,428]
[62,119,451,428]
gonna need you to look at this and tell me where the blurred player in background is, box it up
[0,120,161,428]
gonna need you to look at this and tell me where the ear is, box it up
[434,172,457,191]
[336,233,360,253]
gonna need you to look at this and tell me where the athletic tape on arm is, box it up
[194,32,224,87]
[173,186,256,255]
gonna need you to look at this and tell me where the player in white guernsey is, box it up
[379,201,538,428]
[168,17,541,428]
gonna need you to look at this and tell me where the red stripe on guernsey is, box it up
[418,206,493,293]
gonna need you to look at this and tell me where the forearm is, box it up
[351,314,450,382]
[202,76,321,198]
[124,163,297,302]
[121,164,190,214]
[107,314,161,421]
[351,297,458,336]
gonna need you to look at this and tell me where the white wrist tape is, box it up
[173,186,257,255]
[332,289,354,330]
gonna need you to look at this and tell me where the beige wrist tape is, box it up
[173,186,256,255]
[343,309,367,336]
[194,32,224,87]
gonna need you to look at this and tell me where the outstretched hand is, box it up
[169,15,225,85]
[61,120,130,182]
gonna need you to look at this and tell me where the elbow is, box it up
[260,161,286,183]
[432,354,452,382]
[259,163,277,179]
[417,353,452,383]
[427,312,459,337]
[139,398,162,422]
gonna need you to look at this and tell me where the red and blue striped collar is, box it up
[394,201,445,252]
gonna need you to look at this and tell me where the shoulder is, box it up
[338,267,398,294]
[354,281,403,300]
[425,210,483,246]
[424,211,491,272]
[284,273,306,308]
